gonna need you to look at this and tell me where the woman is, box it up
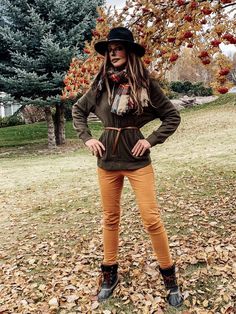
[72,27,183,308]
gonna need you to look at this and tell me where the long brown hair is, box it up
[92,46,150,115]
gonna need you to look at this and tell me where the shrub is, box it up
[170,81,186,93]
[170,81,213,96]
[182,81,193,93]
[0,114,25,128]
[190,82,213,96]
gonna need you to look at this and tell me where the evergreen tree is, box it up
[0,0,104,147]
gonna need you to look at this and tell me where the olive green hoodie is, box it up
[72,78,181,170]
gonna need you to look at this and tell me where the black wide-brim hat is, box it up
[94,27,145,57]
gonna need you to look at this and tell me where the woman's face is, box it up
[108,42,127,68]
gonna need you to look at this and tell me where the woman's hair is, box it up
[92,46,151,115]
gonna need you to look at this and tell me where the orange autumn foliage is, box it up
[62,1,236,99]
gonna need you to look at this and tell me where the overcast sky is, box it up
[106,0,126,8]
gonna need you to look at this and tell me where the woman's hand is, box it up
[85,139,105,157]
[132,139,151,156]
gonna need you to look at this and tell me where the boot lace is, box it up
[98,271,112,289]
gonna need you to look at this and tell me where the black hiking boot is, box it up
[159,264,184,307]
[97,263,119,301]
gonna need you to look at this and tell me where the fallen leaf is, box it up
[48,297,58,307]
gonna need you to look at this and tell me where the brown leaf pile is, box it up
[0,170,235,314]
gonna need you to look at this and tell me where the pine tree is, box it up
[0,0,104,147]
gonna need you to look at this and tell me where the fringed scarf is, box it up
[99,68,149,116]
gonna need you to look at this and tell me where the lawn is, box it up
[0,119,102,148]
[0,94,235,313]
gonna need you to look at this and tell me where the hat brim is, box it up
[94,39,145,57]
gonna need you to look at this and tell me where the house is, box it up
[0,92,21,117]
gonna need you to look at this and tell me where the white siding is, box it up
[0,92,22,117]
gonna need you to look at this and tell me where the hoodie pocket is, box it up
[98,130,115,161]
[119,129,150,161]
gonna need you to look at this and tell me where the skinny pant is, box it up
[97,164,173,269]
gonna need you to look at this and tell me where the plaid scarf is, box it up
[106,68,149,116]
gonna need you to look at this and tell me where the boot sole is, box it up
[97,276,120,302]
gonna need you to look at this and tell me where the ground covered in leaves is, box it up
[0,100,236,313]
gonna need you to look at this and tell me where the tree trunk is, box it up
[44,106,56,149]
[54,103,65,145]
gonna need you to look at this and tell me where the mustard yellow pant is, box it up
[97,164,173,269]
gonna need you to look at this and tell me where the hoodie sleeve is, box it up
[72,89,96,143]
[146,79,181,147]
